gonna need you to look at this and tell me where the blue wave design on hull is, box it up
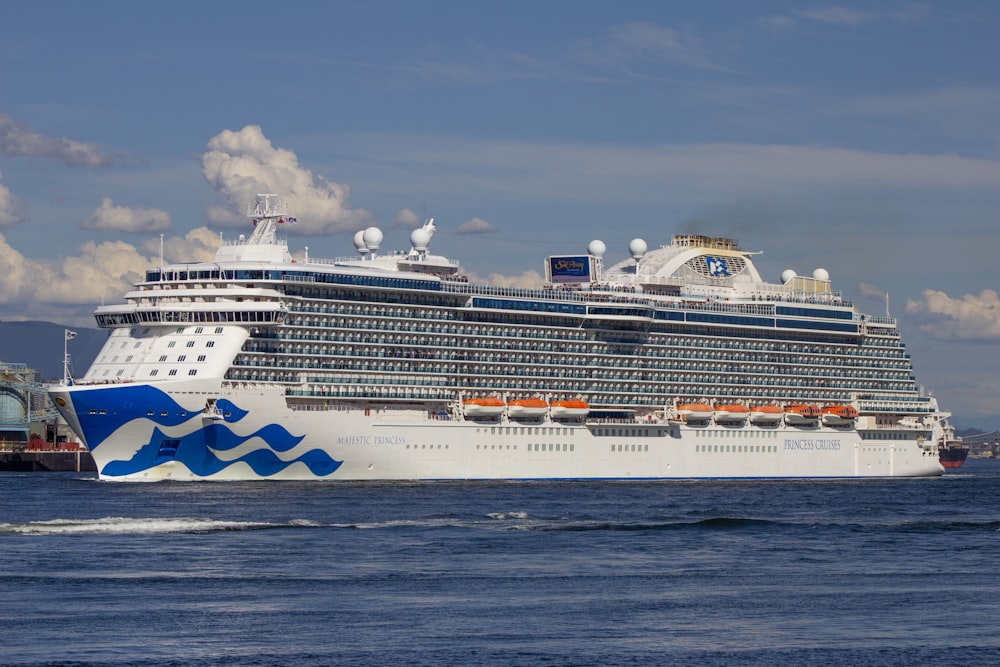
[205,423,306,453]
[69,384,341,478]
[214,398,249,422]
[70,385,253,451]
[71,385,194,449]
[103,425,341,478]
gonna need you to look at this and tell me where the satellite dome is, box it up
[628,238,648,260]
[588,239,606,258]
[411,227,432,252]
[362,226,383,252]
[353,230,369,253]
[813,268,830,281]
[781,269,797,284]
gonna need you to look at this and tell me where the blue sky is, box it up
[2,1,999,419]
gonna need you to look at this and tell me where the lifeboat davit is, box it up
[550,399,589,419]
[677,402,714,422]
[784,404,821,425]
[463,397,505,418]
[749,405,784,424]
[714,404,749,422]
[508,398,549,419]
[821,405,858,426]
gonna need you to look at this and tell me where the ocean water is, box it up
[2,461,998,667]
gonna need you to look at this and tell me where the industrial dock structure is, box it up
[0,361,95,472]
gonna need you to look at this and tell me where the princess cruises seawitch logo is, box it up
[706,256,731,277]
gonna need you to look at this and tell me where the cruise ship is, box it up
[49,195,947,480]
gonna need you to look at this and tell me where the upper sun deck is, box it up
[135,197,866,323]
[671,234,743,251]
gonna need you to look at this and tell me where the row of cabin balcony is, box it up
[232,357,916,393]
[277,307,905,348]
[225,370,927,409]
[250,340,911,368]
[238,342,913,375]
[287,294,870,326]
[249,332,913,368]
[260,336,910,369]
[232,347,915,381]
[241,342,913,377]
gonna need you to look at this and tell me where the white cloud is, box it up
[466,269,546,289]
[609,22,682,54]
[0,112,115,167]
[0,228,220,324]
[201,125,373,235]
[762,5,931,32]
[602,21,730,72]
[0,171,23,228]
[794,7,876,27]
[905,289,1000,341]
[141,226,220,264]
[756,15,796,31]
[391,208,423,229]
[82,197,172,233]
[456,217,495,234]
[0,232,147,318]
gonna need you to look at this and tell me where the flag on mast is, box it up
[65,330,78,340]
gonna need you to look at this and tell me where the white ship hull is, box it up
[50,382,944,481]
[47,198,951,482]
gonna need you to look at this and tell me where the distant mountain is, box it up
[954,415,1000,433]
[0,321,105,381]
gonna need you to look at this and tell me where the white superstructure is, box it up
[49,196,946,480]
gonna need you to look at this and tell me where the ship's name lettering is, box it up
[553,259,585,271]
[336,435,406,446]
[783,438,841,451]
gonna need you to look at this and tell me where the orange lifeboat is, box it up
[749,404,784,425]
[821,405,858,426]
[784,404,821,425]
[508,398,549,419]
[714,404,749,422]
[677,402,714,421]
[550,399,589,419]
[462,397,505,418]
